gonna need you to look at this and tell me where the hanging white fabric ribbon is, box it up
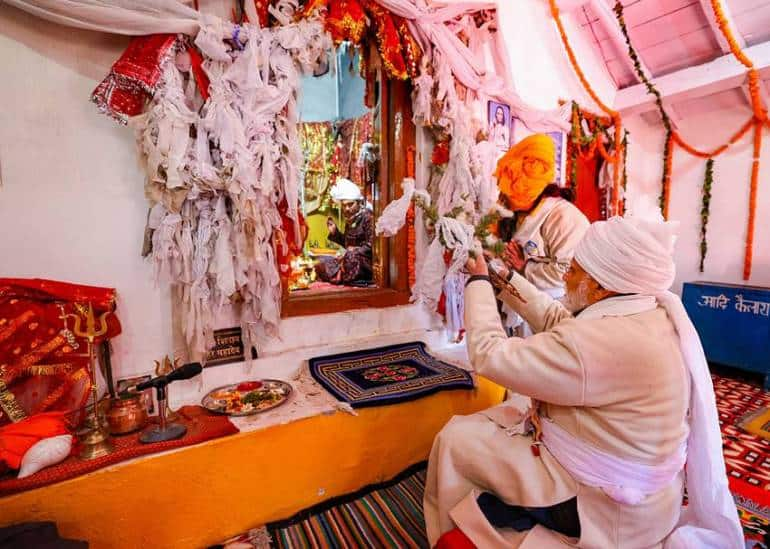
[376,178,416,237]
[2,0,203,35]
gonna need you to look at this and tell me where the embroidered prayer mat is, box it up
[739,407,770,442]
[0,405,238,496]
[308,341,473,408]
[713,374,770,490]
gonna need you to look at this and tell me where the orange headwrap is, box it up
[495,134,556,211]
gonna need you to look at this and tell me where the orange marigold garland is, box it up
[710,0,767,122]
[671,117,754,159]
[406,145,417,287]
[406,204,416,287]
[744,120,762,280]
[549,0,623,216]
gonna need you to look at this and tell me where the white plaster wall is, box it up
[0,8,176,382]
[624,111,770,294]
[498,0,616,126]
[0,1,612,406]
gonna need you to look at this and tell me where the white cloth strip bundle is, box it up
[134,11,330,358]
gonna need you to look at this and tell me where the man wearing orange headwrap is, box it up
[493,134,588,333]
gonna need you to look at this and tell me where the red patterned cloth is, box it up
[362,0,408,80]
[393,15,421,79]
[0,278,121,427]
[275,200,308,284]
[299,0,421,81]
[91,34,179,122]
[328,0,367,45]
[0,406,238,496]
[713,374,770,490]
[254,0,271,27]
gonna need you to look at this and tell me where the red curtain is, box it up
[572,153,603,223]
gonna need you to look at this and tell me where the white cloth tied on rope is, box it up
[131,13,329,359]
[573,217,743,549]
[376,178,416,237]
[410,214,476,311]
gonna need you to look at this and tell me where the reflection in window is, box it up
[290,45,381,293]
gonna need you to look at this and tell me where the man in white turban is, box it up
[424,216,743,548]
[315,178,374,285]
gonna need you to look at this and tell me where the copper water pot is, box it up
[106,393,147,435]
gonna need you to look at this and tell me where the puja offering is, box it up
[202,380,292,416]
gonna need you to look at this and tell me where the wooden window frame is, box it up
[281,79,414,318]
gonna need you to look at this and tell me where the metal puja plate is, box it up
[201,380,293,417]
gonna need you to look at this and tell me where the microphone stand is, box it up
[140,382,185,443]
[138,363,202,444]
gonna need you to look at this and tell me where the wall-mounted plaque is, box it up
[205,327,256,367]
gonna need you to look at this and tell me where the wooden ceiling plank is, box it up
[614,40,770,115]
[696,0,770,109]
[590,0,681,126]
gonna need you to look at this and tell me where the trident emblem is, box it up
[62,302,115,459]
[62,303,110,344]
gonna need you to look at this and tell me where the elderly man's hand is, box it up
[466,253,489,277]
[503,240,526,273]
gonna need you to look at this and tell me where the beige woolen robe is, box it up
[424,274,690,548]
[515,198,589,291]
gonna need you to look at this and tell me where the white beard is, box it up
[562,279,592,314]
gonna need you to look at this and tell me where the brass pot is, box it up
[106,393,148,435]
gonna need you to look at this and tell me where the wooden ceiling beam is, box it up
[696,0,770,109]
[586,0,680,126]
[614,40,770,116]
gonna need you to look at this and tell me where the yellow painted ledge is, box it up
[1,377,504,549]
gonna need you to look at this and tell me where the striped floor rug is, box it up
[268,467,428,548]
[218,372,770,548]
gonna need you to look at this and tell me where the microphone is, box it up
[137,362,202,444]
[136,362,202,391]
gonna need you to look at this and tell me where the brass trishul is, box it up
[62,303,109,344]
[62,302,114,460]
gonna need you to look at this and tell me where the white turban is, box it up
[574,216,677,294]
[573,216,743,548]
[330,178,363,202]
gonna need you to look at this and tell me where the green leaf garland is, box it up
[699,159,714,273]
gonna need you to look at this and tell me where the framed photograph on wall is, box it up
[488,101,512,157]
[116,375,155,415]
[547,131,566,186]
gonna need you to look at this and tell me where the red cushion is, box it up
[434,528,476,549]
